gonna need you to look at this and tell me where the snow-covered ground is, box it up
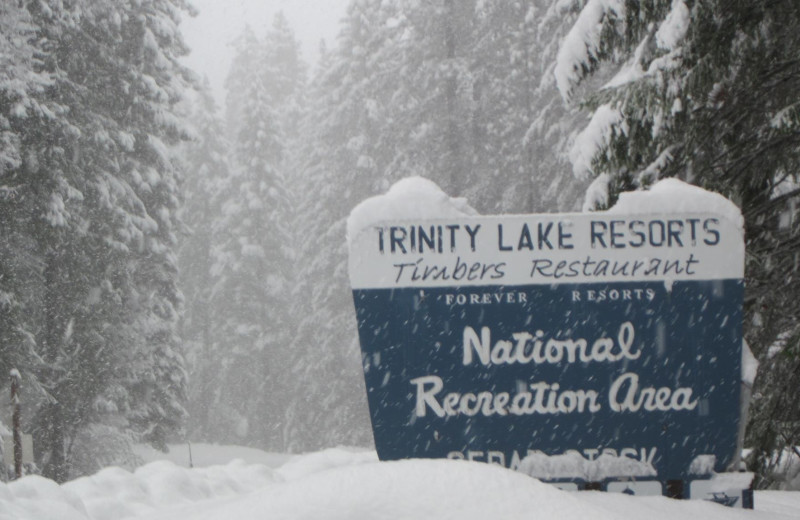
[132,442,294,469]
[1,444,799,520]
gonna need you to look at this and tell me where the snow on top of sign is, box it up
[689,455,717,475]
[347,176,477,245]
[349,177,742,242]
[607,178,744,230]
[705,471,756,494]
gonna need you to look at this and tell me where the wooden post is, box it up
[666,479,684,499]
[10,369,22,479]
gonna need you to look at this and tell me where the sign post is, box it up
[11,369,22,480]
[349,190,745,498]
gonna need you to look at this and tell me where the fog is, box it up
[1,0,798,489]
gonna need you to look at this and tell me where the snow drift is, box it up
[1,448,797,520]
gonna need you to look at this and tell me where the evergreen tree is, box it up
[224,25,261,145]
[467,0,589,212]
[559,0,800,485]
[118,0,192,455]
[286,0,594,450]
[5,0,193,480]
[286,0,400,450]
[263,12,307,143]
[0,1,47,392]
[178,82,232,442]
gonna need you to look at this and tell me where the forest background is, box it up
[0,0,799,488]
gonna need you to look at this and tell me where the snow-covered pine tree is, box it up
[119,0,192,456]
[383,0,478,195]
[287,0,598,450]
[466,0,589,213]
[15,0,193,480]
[558,0,800,484]
[286,0,404,450]
[178,81,232,442]
[250,13,307,450]
[16,0,127,482]
[0,1,48,394]
[309,0,588,214]
[0,1,45,183]
[208,16,301,449]
[263,12,307,146]
[224,25,261,146]
[199,26,262,445]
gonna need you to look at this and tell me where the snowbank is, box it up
[165,458,616,520]
[0,449,798,520]
[275,447,377,481]
[136,457,794,520]
[0,460,273,520]
[346,176,477,245]
[758,491,800,516]
[132,442,293,469]
[0,475,89,520]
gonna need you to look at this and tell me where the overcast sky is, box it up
[182,0,350,104]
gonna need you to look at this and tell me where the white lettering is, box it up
[608,372,698,412]
[463,326,491,365]
[462,322,640,367]
[410,375,445,417]
[412,378,601,418]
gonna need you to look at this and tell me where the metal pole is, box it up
[10,369,22,479]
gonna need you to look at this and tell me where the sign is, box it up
[349,212,744,484]
[689,473,755,508]
[2,434,33,466]
[607,480,663,496]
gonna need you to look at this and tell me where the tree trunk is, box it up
[11,370,22,479]
[40,251,69,483]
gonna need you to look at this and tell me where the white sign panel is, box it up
[349,213,744,289]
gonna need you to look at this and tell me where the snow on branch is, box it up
[636,146,676,186]
[582,173,611,212]
[655,0,690,51]
[569,103,625,180]
[554,0,624,102]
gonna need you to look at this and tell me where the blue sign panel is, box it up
[349,212,744,483]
